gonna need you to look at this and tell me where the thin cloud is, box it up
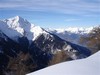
[0,0,99,16]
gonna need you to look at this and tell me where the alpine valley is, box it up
[0,16,91,75]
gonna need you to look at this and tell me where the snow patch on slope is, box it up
[27,51,100,75]
[30,25,48,40]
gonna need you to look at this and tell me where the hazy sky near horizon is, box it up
[0,0,100,28]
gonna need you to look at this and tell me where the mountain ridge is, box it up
[0,16,91,75]
[0,16,91,57]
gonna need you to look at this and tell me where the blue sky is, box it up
[0,0,100,28]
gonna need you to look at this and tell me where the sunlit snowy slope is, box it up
[27,51,100,75]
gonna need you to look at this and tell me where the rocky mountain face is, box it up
[0,16,91,75]
[0,30,51,75]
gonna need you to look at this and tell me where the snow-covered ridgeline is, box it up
[48,27,93,34]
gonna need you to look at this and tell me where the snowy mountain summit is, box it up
[0,16,48,41]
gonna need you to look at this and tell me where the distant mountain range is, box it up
[0,16,91,75]
[47,27,93,45]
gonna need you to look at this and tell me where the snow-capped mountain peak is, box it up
[4,16,31,28]
[7,16,24,22]
[0,16,48,41]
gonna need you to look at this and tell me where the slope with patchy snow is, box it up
[27,51,100,75]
